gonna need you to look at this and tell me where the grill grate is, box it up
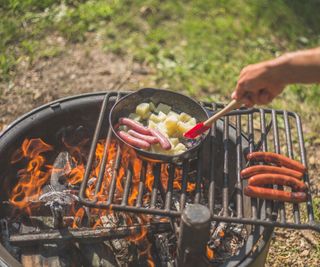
[78,91,320,232]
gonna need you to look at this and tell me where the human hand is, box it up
[232,60,286,107]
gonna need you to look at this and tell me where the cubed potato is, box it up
[136,103,150,119]
[155,103,171,114]
[167,111,179,120]
[164,116,178,135]
[148,120,158,130]
[179,112,192,122]
[170,138,180,147]
[187,117,197,126]
[128,113,141,121]
[149,113,162,123]
[157,111,167,121]
[177,121,193,135]
[172,143,187,154]
[149,102,156,111]
[157,122,169,137]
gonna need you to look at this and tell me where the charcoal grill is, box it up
[0,90,318,267]
[78,91,320,233]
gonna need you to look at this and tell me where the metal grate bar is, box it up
[259,109,269,220]
[179,160,189,210]
[208,103,217,214]
[248,113,258,220]
[295,114,315,223]
[107,146,121,205]
[165,165,175,210]
[222,116,229,216]
[194,150,203,204]
[150,164,161,209]
[272,109,286,223]
[121,164,132,206]
[136,161,147,207]
[236,115,243,218]
[283,110,301,224]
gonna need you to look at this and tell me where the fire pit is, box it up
[0,91,318,267]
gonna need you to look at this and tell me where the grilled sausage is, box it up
[118,131,150,149]
[247,152,306,173]
[248,174,307,191]
[128,130,159,144]
[149,128,172,150]
[241,165,304,180]
[244,185,307,203]
[119,118,151,135]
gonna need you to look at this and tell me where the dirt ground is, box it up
[0,41,319,266]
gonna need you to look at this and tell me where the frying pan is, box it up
[109,88,210,163]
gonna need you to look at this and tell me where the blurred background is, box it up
[0,1,319,265]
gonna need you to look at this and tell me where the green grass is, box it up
[1,0,320,130]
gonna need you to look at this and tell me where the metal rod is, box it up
[248,113,258,219]
[79,93,112,200]
[208,103,217,214]
[222,116,229,216]
[194,149,203,204]
[295,114,315,222]
[272,110,286,223]
[150,163,161,209]
[136,161,147,207]
[283,110,300,224]
[106,146,121,205]
[236,115,243,218]
[179,160,189,210]
[121,164,132,206]
[9,222,172,246]
[94,93,120,195]
[165,164,175,210]
[259,109,269,220]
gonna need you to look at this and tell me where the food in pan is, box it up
[116,102,198,155]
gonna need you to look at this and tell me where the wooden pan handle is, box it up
[203,99,242,127]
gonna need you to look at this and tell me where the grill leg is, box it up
[176,204,211,267]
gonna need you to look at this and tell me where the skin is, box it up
[232,47,320,107]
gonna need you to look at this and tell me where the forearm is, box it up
[268,47,320,85]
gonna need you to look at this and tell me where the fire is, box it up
[206,246,215,260]
[8,136,198,265]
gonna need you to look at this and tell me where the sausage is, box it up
[117,131,150,150]
[248,174,307,191]
[247,152,306,173]
[149,128,172,150]
[241,165,304,180]
[118,118,151,135]
[244,185,307,203]
[128,130,159,144]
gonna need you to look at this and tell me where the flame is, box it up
[206,246,215,260]
[7,136,202,265]
[9,139,53,213]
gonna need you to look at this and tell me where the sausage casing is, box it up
[248,174,307,191]
[244,185,307,203]
[118,131,151,150]
[247,152,306,173]
[241,165,304,180]
[149,128,171,150]
[119,118,151,135]
[128,130,159,144]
